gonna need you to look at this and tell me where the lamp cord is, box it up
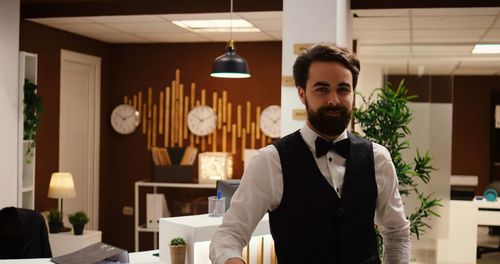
[230,0,233,41]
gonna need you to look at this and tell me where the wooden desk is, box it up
[49,230,102,257]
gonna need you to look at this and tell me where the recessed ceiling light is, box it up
[472,44,500,54]
[172,19,260,33]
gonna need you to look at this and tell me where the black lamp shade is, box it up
[211,46,251,78]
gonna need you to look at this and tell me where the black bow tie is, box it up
[315,137,350,159]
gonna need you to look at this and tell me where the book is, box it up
[180,146,198,165]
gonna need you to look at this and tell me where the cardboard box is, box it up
[152,165,194,183]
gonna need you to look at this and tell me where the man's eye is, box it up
[315,87,329,93]
[338,86,351,93]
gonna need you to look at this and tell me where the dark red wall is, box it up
[19,20,111,214]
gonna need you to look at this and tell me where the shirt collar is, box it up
[299,123,348,153]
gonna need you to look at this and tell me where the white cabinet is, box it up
[18,51,38,210]
[134,180,216,252]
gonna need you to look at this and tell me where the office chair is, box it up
[477,181,500,259]
[0,207,52,259]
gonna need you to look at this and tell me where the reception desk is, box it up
[159,214,272,264]
[441,200,500,264]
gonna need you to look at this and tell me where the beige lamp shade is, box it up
[47,172,76,199]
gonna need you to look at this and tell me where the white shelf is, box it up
[18,52,37,210]
[134,180,217,252]
[22,187,34,193]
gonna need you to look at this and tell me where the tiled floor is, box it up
[477,226,500,264]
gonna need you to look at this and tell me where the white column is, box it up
[0,0,20,208]
[281,0,352,136]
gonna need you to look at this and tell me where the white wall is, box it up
[0,0,20,208]
[281,0,351,136]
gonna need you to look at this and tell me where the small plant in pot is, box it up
[68,211,89,235]
[47,210,61,233]
[169,237,187,264]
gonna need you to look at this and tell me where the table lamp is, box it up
[48,172,76,232]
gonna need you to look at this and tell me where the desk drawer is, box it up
[477,209,500,226]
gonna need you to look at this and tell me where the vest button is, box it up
[337,208,344,216]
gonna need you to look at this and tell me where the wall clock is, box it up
[260,105,281,138]
[187,105,217,136]
[110,104,140,135]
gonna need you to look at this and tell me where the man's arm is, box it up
[373,144,411,264]
[209,146,280,264]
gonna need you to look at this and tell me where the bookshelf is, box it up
[18,51,38,209]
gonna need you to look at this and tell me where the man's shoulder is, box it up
[348,133,392,161]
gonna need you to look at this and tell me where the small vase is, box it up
[72,223,85,235]
[169,245,187,264]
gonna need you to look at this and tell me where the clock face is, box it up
[260,105,281,138]
[110,104,140,135]
[187,105,217,136]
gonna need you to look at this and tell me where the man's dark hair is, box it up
[293,43,360,90]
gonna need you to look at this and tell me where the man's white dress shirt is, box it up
[209,124,411,264]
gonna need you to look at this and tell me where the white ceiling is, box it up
[29,7,500,75]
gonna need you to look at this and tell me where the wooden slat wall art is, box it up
[159,91,164,134]
[121,69,280,178]
[164,87,170,147]
[152,104,157,147]
[138,91,143,117]
[142,103,147,135]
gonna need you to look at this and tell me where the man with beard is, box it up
[209,43,410,264]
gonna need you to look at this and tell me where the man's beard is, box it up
[306,98,351,137]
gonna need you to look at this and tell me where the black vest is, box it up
[270,131,379,264]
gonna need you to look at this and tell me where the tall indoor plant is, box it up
[23,79,42,162]
[353,80,442,256]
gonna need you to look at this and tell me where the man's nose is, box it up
[327,94,339,106]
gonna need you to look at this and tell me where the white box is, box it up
[146,193,169,229]
[159,214,271,264]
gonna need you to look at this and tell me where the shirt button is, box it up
[329,157,332,162]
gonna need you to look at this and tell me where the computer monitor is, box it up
[216,179,241,211]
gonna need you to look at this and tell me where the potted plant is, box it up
[47,210,61,233]
[68,211,89,235]
[354,80,443,258]
[169,237,187,264]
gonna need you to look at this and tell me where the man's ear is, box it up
[297,87,306,105]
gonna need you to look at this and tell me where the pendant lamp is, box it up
[210,0,250,78]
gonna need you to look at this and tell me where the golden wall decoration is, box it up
[122,69,274,175]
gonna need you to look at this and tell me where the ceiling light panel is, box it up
[472,44,500,54]
[172,19,260,32]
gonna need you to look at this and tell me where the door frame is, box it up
[60,49,101,230]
